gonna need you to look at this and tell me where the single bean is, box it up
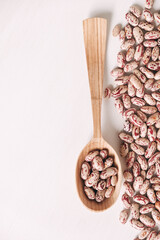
[140,214,155,228]
[119,209,129,224]
[112,24,121,37]
[125,24,133,39]
[126,12,139,26]
[131,203,140,219]
[126,151,135,169]
[130,5,142,18]
[140,204,154,214]
[130,219,144,230]
[105,186,115,198]
[84,187,95,200]
[140,180,150,195]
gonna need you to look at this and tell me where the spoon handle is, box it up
[83,18,107,139]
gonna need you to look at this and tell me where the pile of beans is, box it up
[106,0,160,239]
[80,149,118,202]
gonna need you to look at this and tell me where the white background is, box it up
[0,0,159,240]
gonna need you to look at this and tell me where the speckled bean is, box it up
[126,46,135,61]
[123,181,135,197]
[137,156,148,170]
[148,152,160,166]
[119,30,125,43]
[139,228,151,240]
[115,76,130,85]
[117,51,126,68]
[143,9,154,22]
[128,82,136,97]
[126,12,139,26]
[125,24,133,39]
[123,108,136,119]
[140,123,147,138]
[155,201,160,212]
[120,142,129,157]
[147,230,157,240]
[111,68,124,78]
[131,143,145,155]
[145,0,154,9]
[147,113,160,126]
[140,67,154,78]
[135,138,149,146]
[126,151,136,169]
[131,203,140,219]
[144,94,156,105]
[112,24,121,37]
[152,80,160,91]
[152,209,160,225]
[96,189,105,202]
[85,170,99,187]
[81,162,91,180]
[140,214,155,228]
[142,47,152,65]
[146,165,155,179]
[124,61,138,72]
[105,186,115,198]
[145,31,160,40]
[139,21,154,31]
[122,193,131,209]
[134,44,144,61]
[144,40,157,47]
[133,176,144,191]
[133,27,144,44]
[147,188,156,203]
[100,149,108,159]
[84,187,95,200]
[133,194,150,205]
[130,5,142,18]
[115,98,124,114]
[155,71,160,80]
[85,150,99,162]
[137,111,147,122]
[140,180,150,195]
[141,106,157,115]
[156,160,160,177]
[119,209,129,224]
[132,125,140,140]
[122,93,131,109]
[119,132,134,143]
[134,69,146,83]
[131,97,145,106]
[130,219,145,230]
[112,85,128,98]
[154,13,160,24]
[147,126,156,142]
[129,114,144,127]
[100,167,118,179]
[140,204,155,214]
[123,170,134,182]
[130,74,143,89]
[145,79,154,90]
[92,156,104,171]
[152,46,159,61]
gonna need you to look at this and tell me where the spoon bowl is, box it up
[76,17,122,211]
[76,137,122,211]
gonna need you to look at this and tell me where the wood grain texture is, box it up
[76,18,122,211]
[83,18,106,138]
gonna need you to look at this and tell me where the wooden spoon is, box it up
[76,18,122,211]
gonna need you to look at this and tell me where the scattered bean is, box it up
[119,209,129,224]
